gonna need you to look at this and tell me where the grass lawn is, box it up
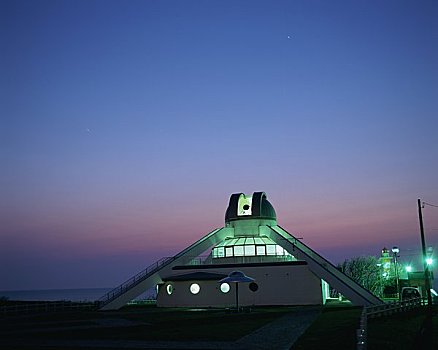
[0,304,297,343]
[291,304,362,349]
[367,306,438,350]
[292,304,438,350]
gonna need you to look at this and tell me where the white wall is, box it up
[157,264,322,307]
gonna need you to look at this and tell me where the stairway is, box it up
[98,227,230,310]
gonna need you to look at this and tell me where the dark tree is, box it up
[338,256,387,297]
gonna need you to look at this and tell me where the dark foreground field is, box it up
[293,304,438,350]
[0,304,319,349]
[0,303,436,349]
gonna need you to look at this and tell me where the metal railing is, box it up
[366,297,423,318]
[356,307,367,350]
[98,256,174,307]
[212,255,296,265]
[97,227,223,309]
[356,297,423,349]
[0,301,96,317]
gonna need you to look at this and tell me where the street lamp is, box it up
[426,257,433,266]
[406,265,412,273]
[418,199,433,308]
[392,246,400,298]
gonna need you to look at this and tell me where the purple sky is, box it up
[1,0,438,291]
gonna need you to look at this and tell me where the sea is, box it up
[0,288,112,302]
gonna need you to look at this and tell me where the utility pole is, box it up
[417,199,432,308]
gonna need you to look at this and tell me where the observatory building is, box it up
[99,192,382,310]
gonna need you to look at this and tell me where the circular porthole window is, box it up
[166,284,173,295]
[190,283,200,295]
[220,283,230,293]
[249,282,259,292]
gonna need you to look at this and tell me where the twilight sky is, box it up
[1,0,437,291]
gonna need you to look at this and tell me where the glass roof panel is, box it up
[236,238,246,245]
[245,238,255,244]
[262,237,274,245]
[228,238,239,246]
[254,238,264,245]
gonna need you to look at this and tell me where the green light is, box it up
[426,258,433,266]
[406,265,412,272]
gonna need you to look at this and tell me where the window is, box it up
[166,284,173,295]
[254,237,264,245]
[234,246,244,256]
[256,246,266,256]
[244,245,256,256]
[236,237,246,245]
[228,238,239,245]
[249,282,259,292]
[220,283,230,293]
[245,238,255,245]
[217,247,225,258]
[266,245,276,255]
[225,247,233,257]
[276,245,284,255]
[190,283,200,295]
[238,195,252,216]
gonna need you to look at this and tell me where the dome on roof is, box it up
[225,192,276,223]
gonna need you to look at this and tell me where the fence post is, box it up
[357,307,367,350]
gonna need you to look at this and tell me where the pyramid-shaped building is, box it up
[99,192,382,310]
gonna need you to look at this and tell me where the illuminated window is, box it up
[234,246,244,256]
[262,237,272,244]
[217,247,225,258]
[228,238,239,245]
[266,245,276,255]
[256,246,266,255]
[254,237,264,245]
[236,237,246,245]
[166,284,173,295]
[244,245,256,256]
[225,247,233,257]
[238,195,252,216]
[190,283,200,295]
[220,283,230,293]
[276,245,284,255]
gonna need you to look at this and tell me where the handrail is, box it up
[98,228,223,307]
[98,256,174,306]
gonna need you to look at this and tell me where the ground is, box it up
[0,302,436,349]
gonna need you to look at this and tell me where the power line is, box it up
[422,201,438,208]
